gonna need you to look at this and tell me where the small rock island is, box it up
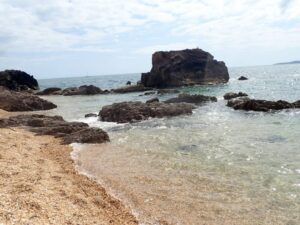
[141,48,229,87]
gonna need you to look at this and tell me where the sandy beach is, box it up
[0,110,138,225]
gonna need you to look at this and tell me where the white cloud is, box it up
[0,0,299,54]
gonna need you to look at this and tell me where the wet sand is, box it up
[0,109,138,225]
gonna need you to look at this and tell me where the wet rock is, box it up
[141,48,229,87]
[36,87,62,95]
[99,101,195,123]
[0,114,109,144]
[146,98,159,104]
[223,92,248,100]
[144,91,156,96]
[85,113,98,118]
[227,97,299,112]
[126,81,132,85]
[62,85,104,96]
[157,89,180,95]
[0,70,39,91]
[238,76,248,80]
[0,87,57,112]
[165,93,217,104]
[112,84,153,94]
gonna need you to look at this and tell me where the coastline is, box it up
[0,110,138,225]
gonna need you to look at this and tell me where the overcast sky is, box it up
[0,0,300,78]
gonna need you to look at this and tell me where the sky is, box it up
[0,0,300,79]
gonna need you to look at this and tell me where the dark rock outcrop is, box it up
[227,97,300,112]
[223,92,248,100]
[165,93,217,104]
[126,81,132,85]
[0,70,39,91]
[141,48,229,87]
[112,85,153,94]
[0,114,109,144]
[61,85,104,96]
[85,113,98,118]
[157,89,181,95]
[36,87,62,95]
[99,101,195,123]
[238,76,248,80]
[0,87,57,111]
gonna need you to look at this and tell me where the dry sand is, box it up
[0,109,138,225]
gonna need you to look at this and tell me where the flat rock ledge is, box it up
[223,92,248,100]
[0,87,57,112]
[0,114,109,144]
[165,93,217,104]
[99,101,195,123]
[227,97,300,112]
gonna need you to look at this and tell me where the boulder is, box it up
[238,76,248,80]
[0,114,109,144]
[126,81,132,85]
[141,48,229,87]
[227,97,299,112]
[223,92,248,100]
[112,84,153,94]
[62,85,104,96]
[146,98,159,104]
[36,87,62,95]
[0,87,57,112]
[165,93,217,104]
[99,101,195,123]
[0,70,39,91]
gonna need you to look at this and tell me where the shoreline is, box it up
[0,110,138,225]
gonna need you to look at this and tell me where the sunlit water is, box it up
[39,65,300,225]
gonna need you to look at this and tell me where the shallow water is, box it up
[40,65,300,225]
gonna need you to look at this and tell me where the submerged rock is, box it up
[238,76,248,80]
[141,48,229,87]
[157,89,181,95]
[223,92,248,100]
[227,97,299,112]
[112,84,153,94]
[0,70,39,91]
[99,101,195,123]
[36,87,62,95]
[85,113,98,118]
[0,114,109,144]
[165,93,217,104]
[0,87,57,112]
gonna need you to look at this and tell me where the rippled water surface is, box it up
[40,65,300,225]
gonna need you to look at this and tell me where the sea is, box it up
[39,64,300,225]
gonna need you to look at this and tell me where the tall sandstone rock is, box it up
[141,48,229,87]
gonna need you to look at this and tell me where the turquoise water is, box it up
[40,65,300,225]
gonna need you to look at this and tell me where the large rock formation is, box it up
[0,70,39,91]
[0,87,57,112]
[165,93,217,104]
[0,114,109,144]
[141,48,229,87]
[99,101,195,123]
[227,97,300,112]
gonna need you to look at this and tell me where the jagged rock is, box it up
[146,98,159,104]
[157,89,180,95]
[238,76,248,80]
[99,101,195,123]
[0,114,109,144]
[0,70,39,91]
[36,87,62,95]
[227,97,299,112]
[141,48,229,87]
[165,93,217,104]
[0,87,57,112]
[112,84,153,93]
[85,113,98,118]
[62,85,104,96]
[223,92,248,100]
